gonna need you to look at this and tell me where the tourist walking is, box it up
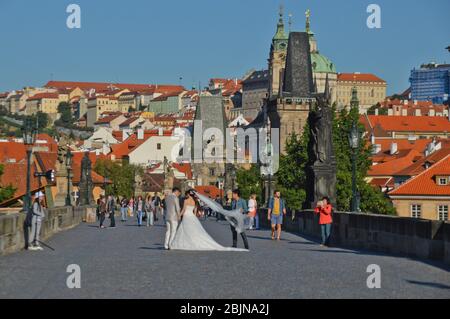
[247,194,258,230]
[28,192,46,251]
[136,196,144,227]
[152,193,162,221]
[98,195,107,229]
[230,189,249,249]
[267,190,286,240]
[107,195,116,228]
[145,195,154,227]
[128,196,135,217]
[120,197,128,222]
[314,196,333,247]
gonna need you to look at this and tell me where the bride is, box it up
[170,190,247,251]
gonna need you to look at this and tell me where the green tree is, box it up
[94,159,143,198]
[235,164,263,202]
[0,164,16,202]
[57,102,74,125]
[275,105,395,215]
[275,130,309,211]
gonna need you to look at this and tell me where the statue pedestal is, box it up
[304,162,336,209]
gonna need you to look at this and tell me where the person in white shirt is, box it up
[247,194,258,230]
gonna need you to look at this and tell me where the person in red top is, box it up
[314,196,333,247]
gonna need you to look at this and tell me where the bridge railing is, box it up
[257,208,450,265]
[0,205,96,256]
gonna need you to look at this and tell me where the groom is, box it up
[164,187,181,250]
[230,189,249,249]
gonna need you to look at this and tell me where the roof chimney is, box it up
[390,142,398,155]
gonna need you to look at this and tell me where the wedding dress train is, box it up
[170,205,247,251]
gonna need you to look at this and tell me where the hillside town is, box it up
[0,8,449,223]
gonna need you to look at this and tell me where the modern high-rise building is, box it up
[410,62,450,104]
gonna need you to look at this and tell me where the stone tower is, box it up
[192,95,228,187]
[268,5,289,98]
[267,32,316,154]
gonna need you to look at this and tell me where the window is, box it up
[156,143,161,150]
[438,177,448,185]
[410,204,422,218]
[438,205,448,221]
[209,168,216,176]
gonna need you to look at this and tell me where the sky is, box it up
[0,0,449,94]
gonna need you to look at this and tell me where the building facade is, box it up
[410,62,450,104]
[337,73,387,113]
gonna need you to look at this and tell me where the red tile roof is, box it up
[389,155,450,196]
[338,73,386,83]
[94,114,122,125]
[395,145,450,177]
[27,93,59,101]
[45,81,184,94]
[172,162,193,179]
[195,186,221,199]
[0,141,26,163]
[362,115,450,133]
[369,149,422,177]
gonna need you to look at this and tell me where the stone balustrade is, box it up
[0,205,96,255]
[258,209,450,265]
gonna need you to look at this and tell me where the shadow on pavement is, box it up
[405,280,450,290]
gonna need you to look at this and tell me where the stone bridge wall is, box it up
[0,205,96,255]
[258,209,450,265]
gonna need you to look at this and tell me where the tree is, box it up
[94,159,143,198]
[235,164,263,202]
[275,130,309,211]
[0,164,16,203]
[57,102,74,125]
[275,105,396,215]
[367,103,387,115]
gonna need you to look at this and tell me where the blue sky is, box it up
[0,0,449,94]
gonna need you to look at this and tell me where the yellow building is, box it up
[25,92,60,115]
[389,155,450,221]
[337,73,386,113]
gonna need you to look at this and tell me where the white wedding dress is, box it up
[170,205,247,251]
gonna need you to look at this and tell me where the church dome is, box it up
[311,52,336,74]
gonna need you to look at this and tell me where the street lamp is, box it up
[65,149,73,206]
[22,118,37,212]
[348,123,360,212]
[217,175,224,204]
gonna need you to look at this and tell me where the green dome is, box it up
[311,52,336,73]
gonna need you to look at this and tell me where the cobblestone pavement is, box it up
[0,217,449,298]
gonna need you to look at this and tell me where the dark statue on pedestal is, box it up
[304,76,337,208]
[79,152,95,206]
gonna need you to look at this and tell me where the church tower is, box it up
[268,5,289,98]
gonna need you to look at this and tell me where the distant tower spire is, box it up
[273,3,287,39]
[305,9,311,33]
[288,13,293,32]
[350,86,359,110]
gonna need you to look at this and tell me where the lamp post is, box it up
[348,123,360,212]
[217,175,224,204]
[65,149,73,206]
[22,118,37,212]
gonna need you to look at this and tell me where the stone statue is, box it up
[79,152,95,206]
[308,102,333,165]
[304,84,337,209]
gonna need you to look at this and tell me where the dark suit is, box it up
[231,198,249,249]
